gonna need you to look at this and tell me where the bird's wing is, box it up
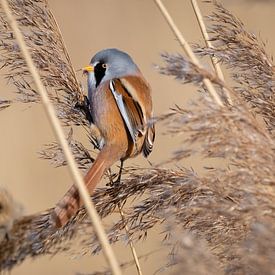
[142,122,155,157]
[109,76,155,157]
[109,78,146,144]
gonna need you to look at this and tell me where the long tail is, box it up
[52,148,114,228]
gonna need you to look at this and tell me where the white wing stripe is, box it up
[109,81,136,143]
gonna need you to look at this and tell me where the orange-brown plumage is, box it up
[52,49,155,228]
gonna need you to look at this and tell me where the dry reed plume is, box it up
[0,0,274,274]
[195,2,275,135]
[0,0,87,125]
[0,187,22,243]
[1,0,121,273]
[0,98,11,110]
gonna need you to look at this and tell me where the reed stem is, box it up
[0,1,122,274]
[154,0,224,107]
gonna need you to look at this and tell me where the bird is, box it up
[52,48,155,228]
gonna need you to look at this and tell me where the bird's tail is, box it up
[52,148,112,228]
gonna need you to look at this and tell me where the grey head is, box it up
[87,48,140,91]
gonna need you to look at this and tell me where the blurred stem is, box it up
[108,169,143,275]
[118,204,143,275]
[190,0,233,105]
[0,1,122,274]
[154,0,224,107]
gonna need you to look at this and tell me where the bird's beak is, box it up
[83,65,94,74]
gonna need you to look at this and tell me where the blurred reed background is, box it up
[0,0,274,274]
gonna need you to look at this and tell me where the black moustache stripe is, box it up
[94,62,106,87]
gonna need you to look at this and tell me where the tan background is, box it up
[0,0,274,274]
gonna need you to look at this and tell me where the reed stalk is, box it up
[0,0,121,274]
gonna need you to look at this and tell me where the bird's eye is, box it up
[102,63,107,69]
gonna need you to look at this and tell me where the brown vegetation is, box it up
[0,0,274,274]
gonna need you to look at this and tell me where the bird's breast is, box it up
[90,81,129,154]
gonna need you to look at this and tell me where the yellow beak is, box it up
[83,65,94,74]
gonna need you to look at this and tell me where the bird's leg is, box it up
[90,123,103,150]
[115,160,124,184]
[107,160,124,187]
[106,168,117,187]
[146,158,153,166]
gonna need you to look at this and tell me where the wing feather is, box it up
[109,77,155,157]
[109,79,144,143]
[142,123,155,157]
[109,81,137,142]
